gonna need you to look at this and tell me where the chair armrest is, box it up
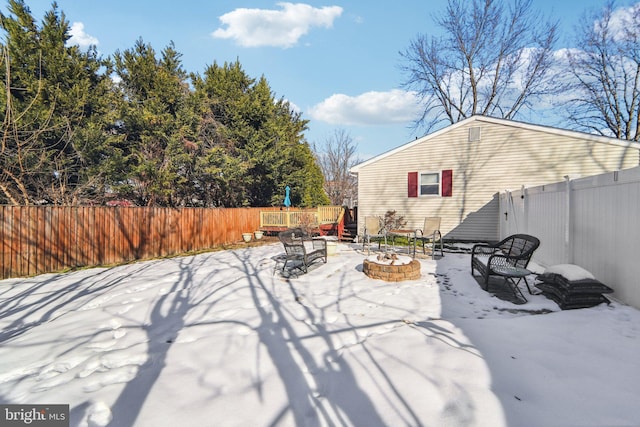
[416,229,441,240]
[486,253,512,269]
[312,238,327,250]
[486,252,531,270]
[415,228,427,238]
[471,243,496,256]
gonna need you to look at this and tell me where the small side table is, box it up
[491,265,535,303]
[387,229,417,258]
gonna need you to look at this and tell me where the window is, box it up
[420,172,440,195]
[408,170,452,197]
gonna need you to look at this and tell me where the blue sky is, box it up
[2,0,624,159]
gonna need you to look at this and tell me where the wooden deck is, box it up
[259,206,346,238]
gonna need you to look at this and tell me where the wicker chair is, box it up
[278,228,327,274]
[471,234,540,301]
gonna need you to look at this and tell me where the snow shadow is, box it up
[225,249,398,426]
[0,264,157,344]
[8,244,633,426]
[432,251,639,427]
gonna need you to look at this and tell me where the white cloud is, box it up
[212,2,342,48]
[553,48,582,61]
[308,89,421,126]
[601,3,640,41]
[66,22,98,48]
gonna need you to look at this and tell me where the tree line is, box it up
[3,0,637,207]
[0,0,329,207]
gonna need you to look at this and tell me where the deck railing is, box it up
[260,210,318,228]
[259,206,343,228]
[317,206,344,223]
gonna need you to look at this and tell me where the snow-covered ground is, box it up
[0,242,638,427]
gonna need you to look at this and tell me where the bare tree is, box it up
[400,0,559,131]
[313,129,359,206]
[0,47,103,205]
[564,1,640,141]
[0,46,52,205]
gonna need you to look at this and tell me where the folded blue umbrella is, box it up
[284,185,291,208]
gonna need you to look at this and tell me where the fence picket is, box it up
[498,166,640,309]
[0,206,262,279]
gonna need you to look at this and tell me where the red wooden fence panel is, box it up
[0,206,262,279]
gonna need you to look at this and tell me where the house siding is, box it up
[354,117,640,242]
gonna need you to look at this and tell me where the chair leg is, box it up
[505,276,528,303]
[482,272,490,290]
[431,232,443,259]
[523,276,541,295]
[412,235,416,258]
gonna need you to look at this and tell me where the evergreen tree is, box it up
[112,39,193,206]
[191,61,251,207]
[0,1,329,208]
[0,0,112,204]
[193,60,328,207]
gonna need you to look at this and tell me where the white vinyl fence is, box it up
[499,166,640,309]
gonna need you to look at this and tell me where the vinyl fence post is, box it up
[522,185,528,234]
[564,176,573,264]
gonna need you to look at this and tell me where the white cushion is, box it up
[544,264,595,281]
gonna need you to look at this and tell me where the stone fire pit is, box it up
[363,253,421,282]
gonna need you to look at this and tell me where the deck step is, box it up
[340,227,358,242]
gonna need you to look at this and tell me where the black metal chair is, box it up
[278,228,327,274]
[471,234,540,302]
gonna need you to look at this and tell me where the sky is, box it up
[0,0,626,160]
[0,242,638,426]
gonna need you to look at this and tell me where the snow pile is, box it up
[365,253,413,265]
[543,263,595,281]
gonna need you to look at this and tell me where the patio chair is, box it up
[362,216,387,255]
[471,234,540,303]
[414,217,443,259]
[278,228,327,274]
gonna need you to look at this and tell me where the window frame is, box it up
[418,171,441,196]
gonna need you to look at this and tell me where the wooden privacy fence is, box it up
[0,206,261,280]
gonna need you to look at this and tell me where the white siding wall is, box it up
[499,167,640,309]
[356,119,639,241]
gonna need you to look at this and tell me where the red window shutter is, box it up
[442,169,453,197]
[408,172,418,197]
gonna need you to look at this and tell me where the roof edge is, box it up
[350,115,640,173]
